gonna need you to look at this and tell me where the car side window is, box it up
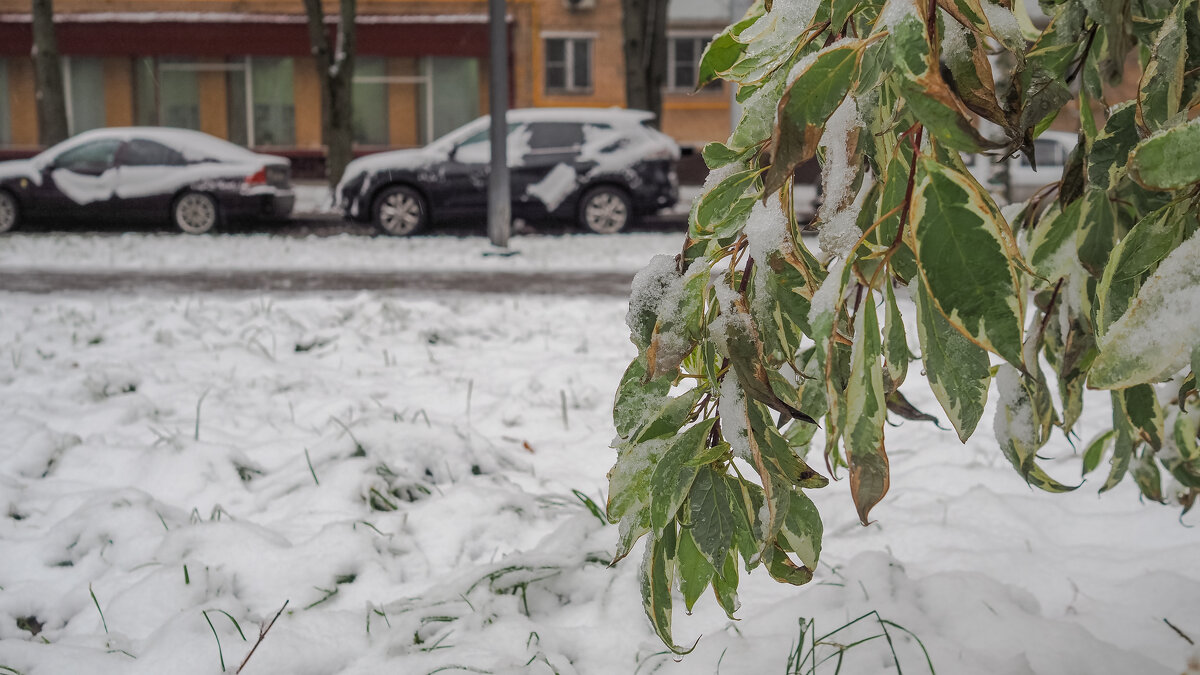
[53,139,121,175]
[117,139,186,167]
[527,122,584,153]
[454,122,524,164]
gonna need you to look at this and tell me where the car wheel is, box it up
[374,185,427,236]
[578,185,631,234]
[0,190,18,234]
[172,191,219,235]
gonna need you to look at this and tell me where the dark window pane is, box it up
[528,122,584,150]
[546,63,567,90]
[674,38,695,64]
[117,139,186,166]
[572,40,591,89]
[54,139,121,174]
[546,38,566,63]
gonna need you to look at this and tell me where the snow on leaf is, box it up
[1090,228,1200,389]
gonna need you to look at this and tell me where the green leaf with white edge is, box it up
[696,12,762,89]
[1138,0,1190,132]
[640,527,695,655]
[1129,118,1200,191]
[608,436,671,523]
[763,41,864,195]
[762,544,815,585]
[711,549,741,617]
[1074,188,1119,279]
[777,487,823,569]
[702,142,752,169]
[1090,229,1200,389]
[1029,196,1082,281]
[685,441,732,467]
[1102,390,1138,492]
[1087,101,1139,191]
[910,156,1026,368]
[688,465,740,571]
[1122,384,1166,451]
[1131,449,1166,503]
[883,281,910,392]
[676,526,716,613]
[731,76,787,151]
[614,356,673,439]
[695,168,761,237]
[650,419,717,534]
[1082,429,1115,476]
[1173,408,1199,464]
[993,365,1078,493]
[845,294,890,524]
[634,388,704,444]
[888,6,1002,152]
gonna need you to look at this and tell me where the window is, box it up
[353,57,389,145]
[668,36,719,92]
[0,59,10,145]
[430,58,480,140]
[65,57,106,134]
[528,122,584,153]
[132,57,292,148]
[1017,138,1068,169]
[251,58,295,146]
[54,139,120,175]
[544,37,592,93]
[116,139,186,167]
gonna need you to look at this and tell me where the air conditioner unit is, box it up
[565,0,595,11]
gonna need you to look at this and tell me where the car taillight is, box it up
[245,168,267,186]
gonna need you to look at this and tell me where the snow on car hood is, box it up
[0,159,40,185]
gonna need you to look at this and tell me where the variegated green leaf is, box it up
[1137,0,1191,132]
[650,419,717,534]
[764,41,865,195]
[845,295,890,524]
[910,157,1025,368]
[1128,118,1200,191]
[676,526,716,612]
[640,526,694,654]
[913,280,990,441]
[882,281,911,391]
[1102,390,1138,492]
[696,12,763,89]
[688,465,739,570]
[1095,202,1185,337]
[993,365,1078,493]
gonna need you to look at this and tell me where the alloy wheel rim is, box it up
[0,194,14,232]
[584,193,627,233]
[176,194,216,234]
[380,193,422,235]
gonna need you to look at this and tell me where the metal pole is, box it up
[486,0,511,248]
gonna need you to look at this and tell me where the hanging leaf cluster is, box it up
[608,0,1200,652]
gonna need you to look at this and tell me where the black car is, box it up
[335,108,680,235]
[0,128,294,235]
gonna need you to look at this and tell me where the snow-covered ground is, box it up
[1,232,1198,674]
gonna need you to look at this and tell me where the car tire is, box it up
[374,185,427,236]
[578,185,632,234]
[172,191,220,235]
[0,190,18,234]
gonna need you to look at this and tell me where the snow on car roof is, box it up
[56,127,280,164]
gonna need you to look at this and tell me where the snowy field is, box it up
[1,232,1199,674]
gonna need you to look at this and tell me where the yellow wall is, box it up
[196,59,229,139]
[293,56,323,149]
[7,59,38,146]
[387,57,422,147]
[102,57,134,127]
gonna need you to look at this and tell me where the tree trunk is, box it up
[302,0,357,188]
[31,0,69,145]
[620,0,669,127]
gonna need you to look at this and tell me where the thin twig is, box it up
[236,600,289,674]
[1164,617,1195,645]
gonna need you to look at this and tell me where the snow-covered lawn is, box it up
[1,233,1198,674]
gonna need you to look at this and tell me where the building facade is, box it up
[0,0,737,169]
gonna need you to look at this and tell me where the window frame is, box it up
[666,33,720,94]
[542,33,595,95]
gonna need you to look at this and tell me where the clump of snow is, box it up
[626,254,679,337]
[702,162,741,195]
[816,96,869,259]
[982,1,1023,47]
[1092,229,1200,386]
[744,192,792,265]
[808,259,846,326]
[526,163,579,213]
[993,364,1037,452]
[941,10,972,64]
[877,0,919,30]
[719,369,752,461]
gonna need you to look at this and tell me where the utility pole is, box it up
[486,0,511,248]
